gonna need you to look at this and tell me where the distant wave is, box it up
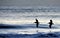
[0,7,60,12]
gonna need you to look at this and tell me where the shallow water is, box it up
[0,24,60,34]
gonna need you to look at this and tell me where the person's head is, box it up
[35,19,38,21]
[50,20,52,22]
[35,19,37,20]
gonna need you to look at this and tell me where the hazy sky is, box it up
[0,0,60,7]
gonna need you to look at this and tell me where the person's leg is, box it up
[49,25,51,28]
[36,24,38,28]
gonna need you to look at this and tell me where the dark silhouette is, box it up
[34,19,39,28]
[49,20,54,28]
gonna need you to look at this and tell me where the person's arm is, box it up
[34,22,37,23]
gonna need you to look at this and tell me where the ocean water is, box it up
[0,7,60,24]
[0,7,60,38]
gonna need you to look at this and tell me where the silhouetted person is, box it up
[34,19,39,28]
[49,20,54,28]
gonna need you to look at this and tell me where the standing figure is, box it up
[34,19,39,28]
[49,20,54,28]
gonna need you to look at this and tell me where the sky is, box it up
[0,0,60,7]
